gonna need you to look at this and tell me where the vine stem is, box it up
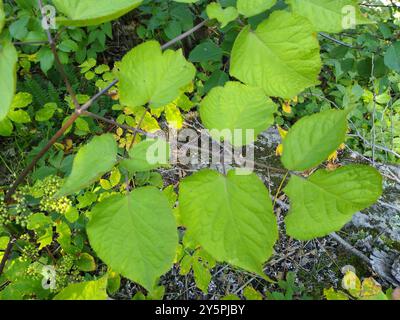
[0,238,17,276]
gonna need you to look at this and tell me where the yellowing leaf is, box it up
[342,271,361,297]
[360,278,387,300]
[327,150,338,162]
[100,179,112,190]
[282,101,292,114]
[278,126,288,139]
[276,144,284,156]
[109,168,121,187]
[165,103,183,129]
[323,287,349,300]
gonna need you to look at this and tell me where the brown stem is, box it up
[83,111,152,138]
[38,0,80,110]
[0,238,17,276]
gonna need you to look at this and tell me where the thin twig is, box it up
[161,20,208,50]
[83,111,153,138]
[329,232,370,264]
[319,32,356,49]
[38,0,80,110]
[371,55,377,166]
[272,171,289,208]
[13,40,48,46]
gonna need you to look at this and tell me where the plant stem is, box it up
[83,111,153,138]
[0,238,17,276]
[128,111,147,150]
[38,0,80,110]
[272,171,289,208]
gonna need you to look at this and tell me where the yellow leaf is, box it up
[276,144,284,156]
[124,107,134,115]
[282,101,292,114]
[141,112,161,133]
[100,179,112,190]
[116,127,123,137]
[323,287,349,300]
[328,150,338,162]
[165,103,183,129]
[342,271,361,297]
[54,143,65,151]
[360,278,384,299]
[278,126,288,139]
[110,168,121,187]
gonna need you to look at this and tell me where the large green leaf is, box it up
[53,0,142,27]
[0,40,18,121]
[237,0,276,18]
[58,134,118,196]
[0,0,5,33]
[281,109,348,171]
[284,165,383,240]
[384,41,400,73]
[179,169,278,275]
[286,0,373,33]
[87,187,178,291]
[53,277,108,300]
[199,81,276,147]
[120,139,170,173]
[230,11,321,99]
[119,41,196,109]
